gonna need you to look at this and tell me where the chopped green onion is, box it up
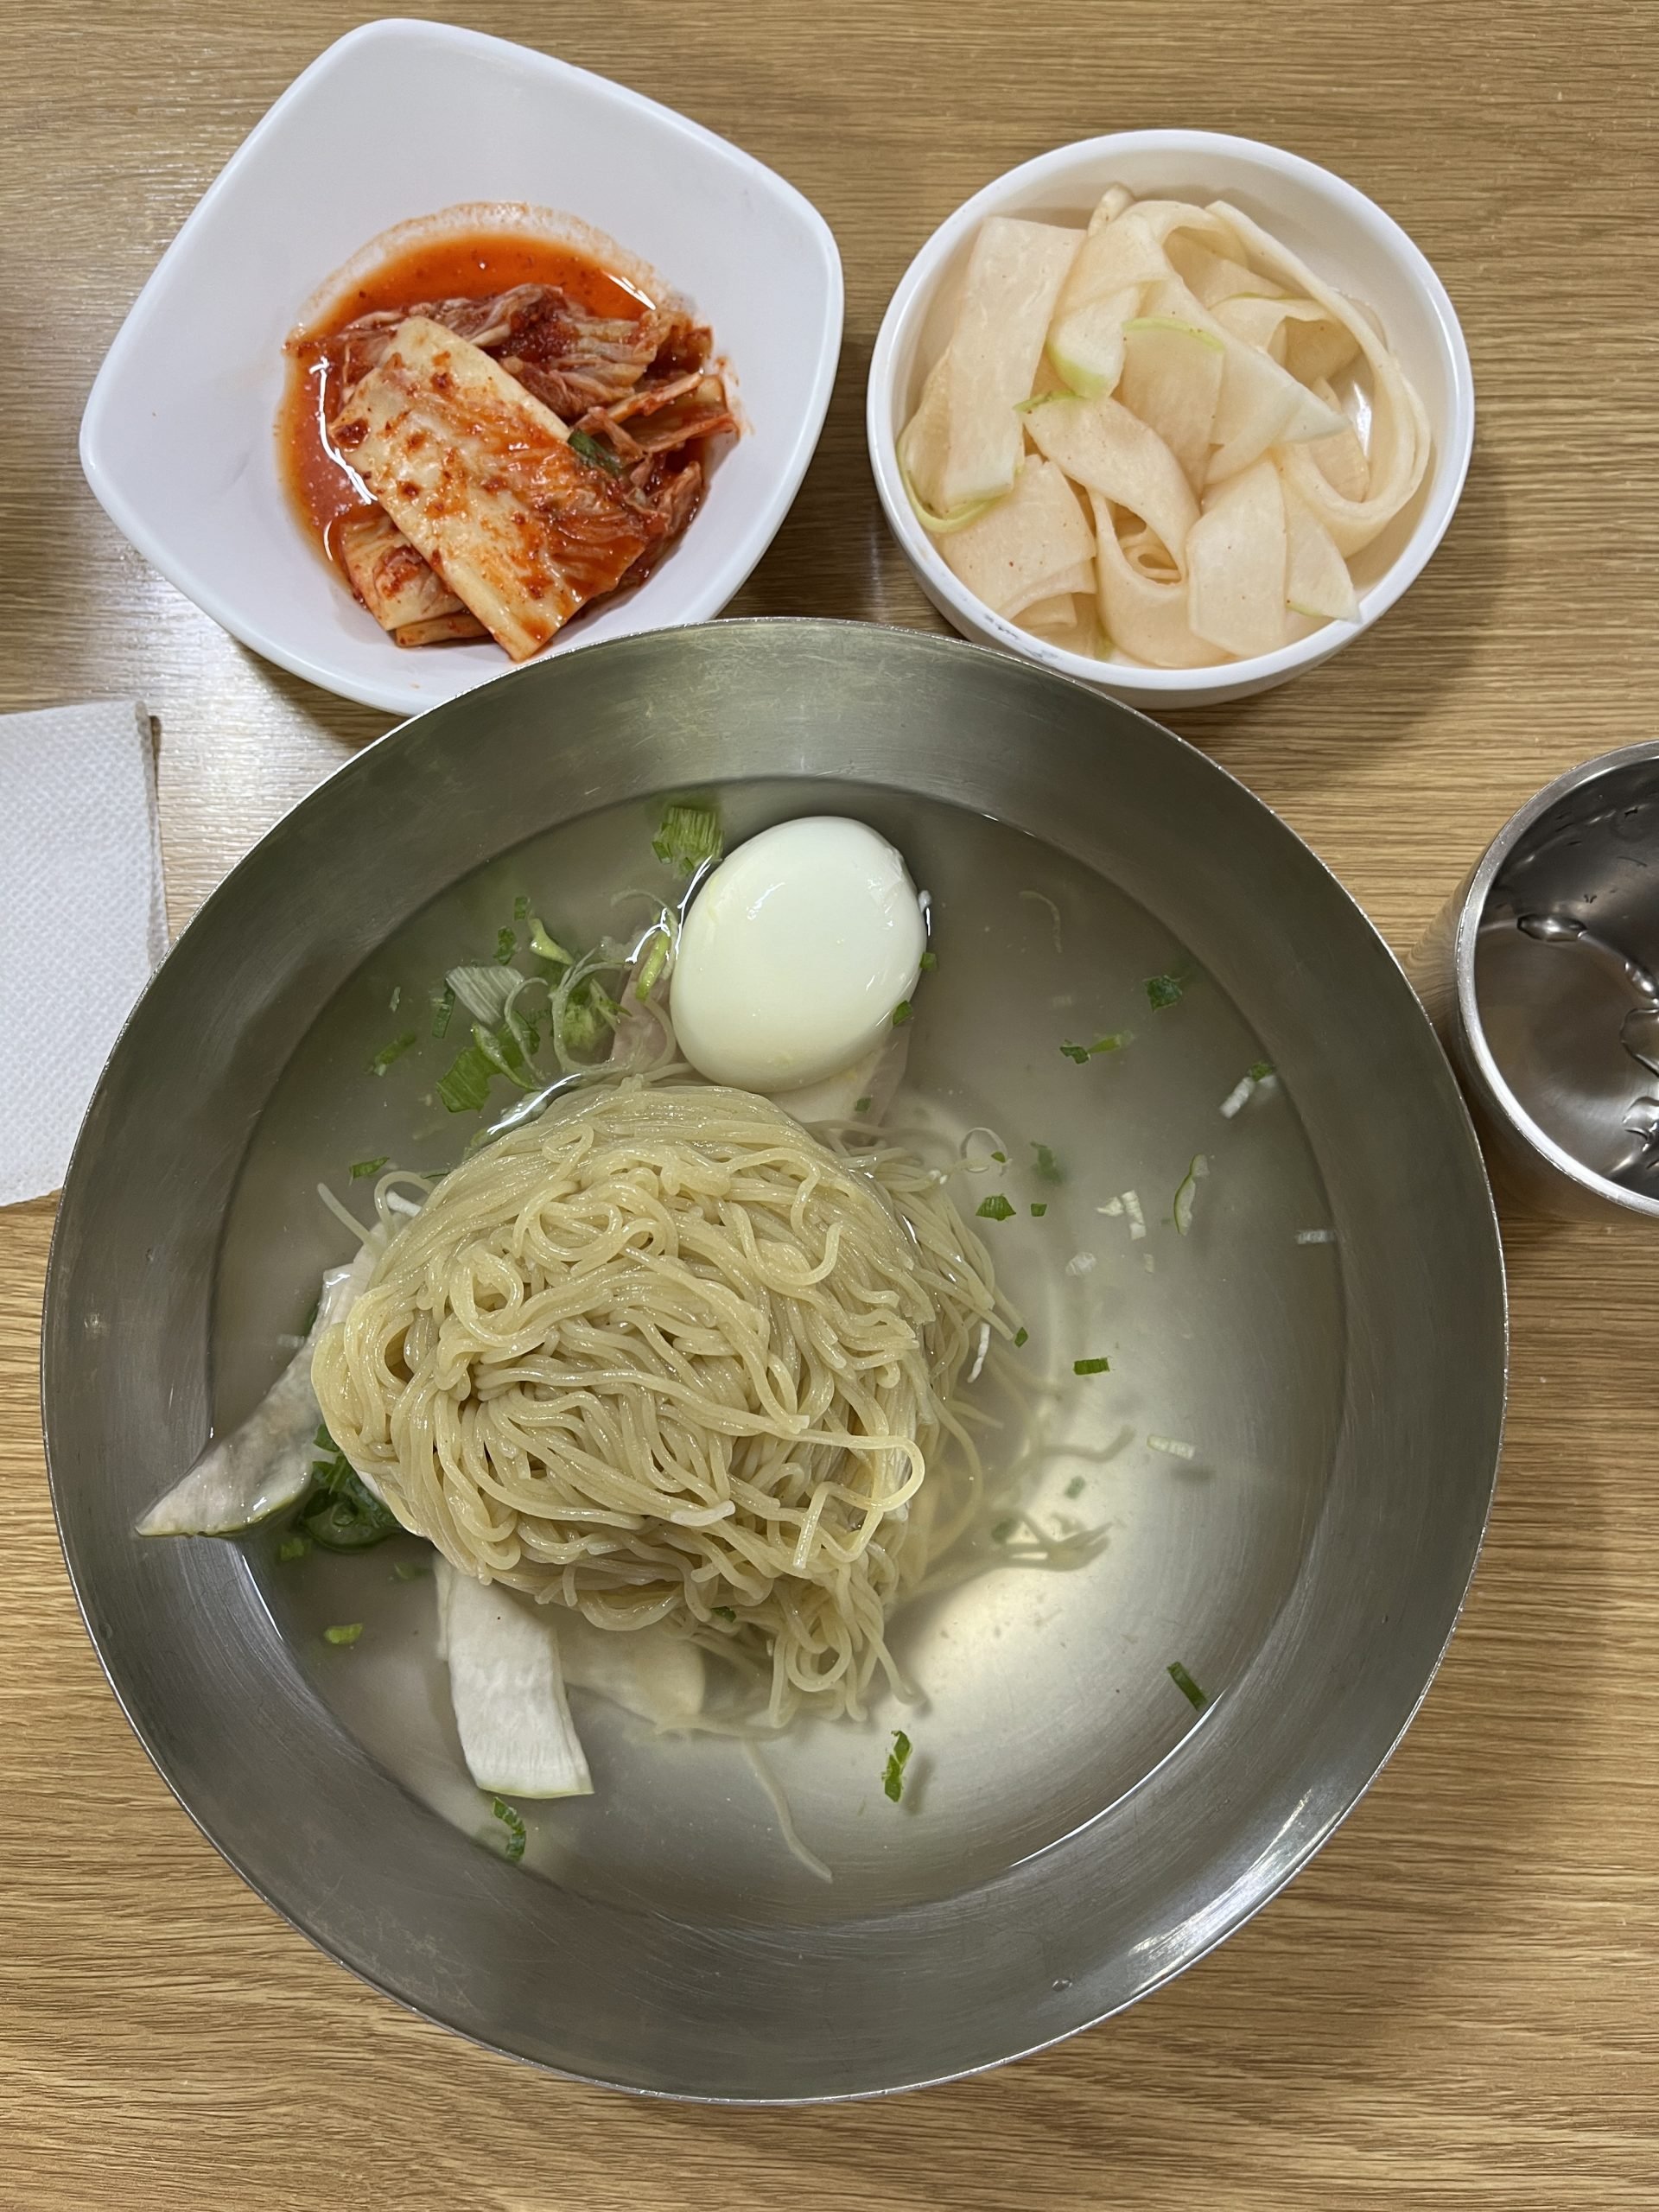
[430,983,456,1039]
[300,1430,399,1552]
[990,1149,1007,1163]
[512,894,531,920]
[634,927,671,1001]
[277,1535,308,1562]
[1062,1031,1132,1064]
[1173,1153,1209,1236]
[529,919,574,967]
[1065,1476,1085,1499]
[882,1730,913,1804]
[712,1605,736,1623]
[976,1194,1016,1221]
[891,1000,913,1027]
[388,985,402,1012]
[1167,1661,1209,1711]
[493,927,516,965]
[918,949,938,972]
[652,801,722,873]
[854,1096,872,1116]
[391,1560,431,1581]
[436,1041,496,1114]
[1013,1326,1029,1349]
[1074,1357,1111,1375]
[470,1023,533,1092]
[1029,1203,1047,1217]
[491,1796,528,1861]
[1144,973,1184,1011]
[569,427,626,476]
[369,1031,416,1077]
[322,1623,364,1647]
[1032,1142,1064,1184]
[349,1155,389,1181]
[1249,1059,1274,1082]
[448,963,520,1027]
[991,1518,1017,1542]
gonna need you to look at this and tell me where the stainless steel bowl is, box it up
[1413,741,1659,1221]
[43,620,1505,2101]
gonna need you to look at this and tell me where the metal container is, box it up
[1411,741,1659,1221]
[42,621,1505,2102]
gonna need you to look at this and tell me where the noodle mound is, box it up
[313,1083,999,1722]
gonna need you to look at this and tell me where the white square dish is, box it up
[79,20,842,715]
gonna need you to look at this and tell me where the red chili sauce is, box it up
[279,232,654,574]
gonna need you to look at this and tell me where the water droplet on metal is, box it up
[1516,912,1585,942]
[1622,1007,1659,1078]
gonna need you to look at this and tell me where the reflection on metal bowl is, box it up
[1414,741,1659,1222]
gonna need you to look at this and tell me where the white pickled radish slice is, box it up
[1046,210,1170,394]
[1121,524,1181,582]
[897,353,967,527]
[1018,591,1099,658]
[1166,232,1287,307]
[1086,182,1135,234]
[1020,590,1083,631]
[435,1560,593,1799]
[1284,311,1363,388]
[1023,394,1197,570]
[137,1240,382,1538]
[940,456,1096,618]
[1141,275,1346,481]
[1053,211,1170,314]
[912,216,1081,513]
[554,1610,704,1729]
[1187,459,1288,657]
[1090,493,1227,668]
[1213,294,1360,387]
[1206,200,1430,553]
[1046,285,1142,399]
[1300,378,1370,500]
[1119,315,1226,489]
[1283,477,1360,621]
[1123,200,1241,251]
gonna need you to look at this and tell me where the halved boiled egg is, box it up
[671,817,927,1095]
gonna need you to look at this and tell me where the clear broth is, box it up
[215,781,1344,1923]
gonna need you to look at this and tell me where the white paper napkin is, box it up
[0,701,167,1205]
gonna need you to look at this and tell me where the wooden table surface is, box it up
[3,2,1656,2202]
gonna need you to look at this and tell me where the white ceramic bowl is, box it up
[868,130,1473,710]
[79,21,842,715]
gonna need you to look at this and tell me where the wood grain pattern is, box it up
[3,2,1656,2202]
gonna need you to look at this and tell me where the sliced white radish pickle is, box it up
[1187,459,1289,658]
[1206,200,1429,553]
[907,216,1081,516]
[1091,494,1226,669]
[137,1238,381,1538]
[1119,316,1226,490]
[435,1559,593,1799]
[1024,394,1197,568]
[1282,476,1360,621]
[939,455,1096,619]
[555,1610,704,1730]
